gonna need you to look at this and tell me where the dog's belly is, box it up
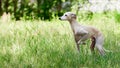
[75,34,90,42]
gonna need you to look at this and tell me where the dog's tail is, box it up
[95,34,105,55]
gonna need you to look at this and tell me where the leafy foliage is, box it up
[0,0,75,20]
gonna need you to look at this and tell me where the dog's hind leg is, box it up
[90,37,96,52]
[95,35,105,56]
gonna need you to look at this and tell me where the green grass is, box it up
[0,13,120,68]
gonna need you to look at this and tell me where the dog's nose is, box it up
[59,17,61,20]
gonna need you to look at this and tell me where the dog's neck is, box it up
[68,19,80,33]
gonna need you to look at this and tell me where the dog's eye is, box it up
[65,15,67,16]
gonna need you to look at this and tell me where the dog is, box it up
[59,12,105,55]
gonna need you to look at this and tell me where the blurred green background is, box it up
[0,0,120,68]
[0,0,120,21]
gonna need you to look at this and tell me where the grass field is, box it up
[0,13,120,68]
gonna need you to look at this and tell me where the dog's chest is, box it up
[73,27,87,35]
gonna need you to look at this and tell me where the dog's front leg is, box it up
[77,33,89,45]
[75,31,88,52]
[76,43,80,52]
[75,38,85,52]
[75,37,80,52]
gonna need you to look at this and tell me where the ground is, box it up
[0,13,120,68]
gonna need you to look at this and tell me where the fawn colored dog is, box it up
[59,12,105,55]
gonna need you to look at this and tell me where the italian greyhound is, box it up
[59,12,105,55]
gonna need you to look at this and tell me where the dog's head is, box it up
[59,12,76,21]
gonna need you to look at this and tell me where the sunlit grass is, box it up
[0,13,120,68]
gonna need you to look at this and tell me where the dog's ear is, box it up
[71,13,76,19]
